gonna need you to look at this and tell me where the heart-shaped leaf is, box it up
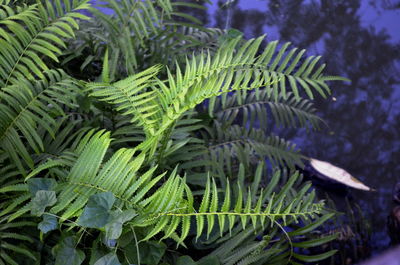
[78,192,115,228]
[54,237,85,265]
[31,190,57,216]
[38,213,58,233]
[105,209,137,240]
[93,253,121,265]
[27,178,57,196]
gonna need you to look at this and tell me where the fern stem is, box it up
[163,210,319,217]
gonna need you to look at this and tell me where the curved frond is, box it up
[206,124,303,171]
[0,70,82,174]
[89,36,339,156]
[140,171,325,246]
[210,90,323,130]
[0,0,90,86]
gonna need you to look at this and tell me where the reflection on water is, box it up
[207,0,400,258]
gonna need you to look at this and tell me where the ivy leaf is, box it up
[38,214,58,233]
[105,209,137,240]
[31,190,57,216]
[93,253,121,265]
[177,256,196,265]
[78,192,115,228]
[27,178,57,196]
[126,241,166,265]
[54,237,85,265]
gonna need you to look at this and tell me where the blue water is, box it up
[206,0,400,258]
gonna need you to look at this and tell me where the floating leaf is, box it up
[31,190,57,216]
[53,237,85,265]
[38,214,58,233]
[93,253,121,265]
[105,209,137,240]
[309,158,373,191]
[78,192,115,228]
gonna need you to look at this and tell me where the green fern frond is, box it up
[210,90,323,130]
[0,70,82,175]
[0,0,90,86]
[23,130,159,221]
[206,124,303,171]
[0,218,37,265]
[89,35,338,156]
[87,64,162,136]
[140,172,324,245]
[90,0,174,73]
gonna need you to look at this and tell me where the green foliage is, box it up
[0,0,348,264]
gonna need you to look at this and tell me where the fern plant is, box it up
[0,0,349,264]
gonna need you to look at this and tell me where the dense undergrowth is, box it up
[0,0,348,264]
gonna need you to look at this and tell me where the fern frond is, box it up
[0,0,90,86]
[0,70,82,175]
[210,90,323,130]
[87,64,162,136]
[0,218,36,265]
[23,130,160,222]
[140,171,324,244]
[90,0,174,74]
[89,35,339,156]
[206,124,303,171]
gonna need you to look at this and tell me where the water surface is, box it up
[206,0,400,258]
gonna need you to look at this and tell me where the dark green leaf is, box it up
[177,256,196,265]
[126,241,166,265]
[93,253,121,265]
[198,255,220,265]
[293,250,338,262]
[54,237,85,265]
[105,209,137,240]
[27,178,57,196]
[288,213,334,236]
[38,214,58,233]
[78,192,115,228]
[292,234,338,248]
[31,190,57,216]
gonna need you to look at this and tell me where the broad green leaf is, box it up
[126,241,166,265]
[176,256,196,265]
[54,237,85,265]
[77,192,115,228]
[31,190,56,216]
[105,209,137,240]
[38,213,57,233]
[27,178,57,196]
[93,253,121,265]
